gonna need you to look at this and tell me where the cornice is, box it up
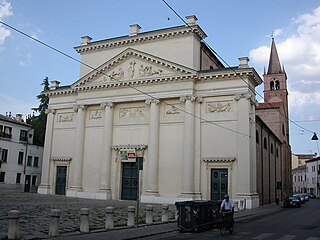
[74,25,207,53]
[198,68,263,86]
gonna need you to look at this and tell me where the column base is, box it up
[66,186,83,197]
[37,184,51,194]
[180,192,202,200]
[236,193,259,209]
[96,189,112,200]
[144,190,159,196]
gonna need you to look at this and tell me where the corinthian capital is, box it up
[73,104,85,112]
[100,101,114,109]
[180,95,202,103]
[45,108,56,115]
[145,98,160,105]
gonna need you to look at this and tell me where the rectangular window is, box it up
[16,173,21,183]
[3,126,12,139]
[32,176,37,185]
[1,149,8,162]
[18,152,24,165]
[33,157,39,167]
[0,172,5,182]
[27,156,32,166]
[19,130,28,141]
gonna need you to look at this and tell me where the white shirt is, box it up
[221,199,234,211]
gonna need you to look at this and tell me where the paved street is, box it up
[0,189,176,239]
[135,199,320,240]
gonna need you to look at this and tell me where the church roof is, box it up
[267,38,283,74]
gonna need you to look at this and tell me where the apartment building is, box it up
[0,113,43,192]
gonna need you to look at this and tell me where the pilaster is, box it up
[144,98,160,196]
[67,104,86,195]
[180,95,202,199]
[38,108,55,194]
[98,101,114,200]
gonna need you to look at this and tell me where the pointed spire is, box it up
[267,38,282,74]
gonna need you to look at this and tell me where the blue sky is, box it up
[0,0,320,154]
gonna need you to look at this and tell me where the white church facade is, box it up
[38,16,265,208]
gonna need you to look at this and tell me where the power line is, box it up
[0,20,250,138]
[161,0,316,136]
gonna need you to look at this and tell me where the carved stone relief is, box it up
[138,64,163,77]
[89,109,102,120]
[57,113,74,123]
[206,101,232,113]
[90,59,165,84]
[119,107,146,119]
[165,104,181,115]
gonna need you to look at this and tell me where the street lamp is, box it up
[311,133,319,197]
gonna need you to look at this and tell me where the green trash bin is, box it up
[175,200,212,232]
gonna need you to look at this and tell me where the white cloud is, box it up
[0,0,12,44]
[18,53,32,66]
[250,6,320,106]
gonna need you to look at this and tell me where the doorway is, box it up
[24,175,31,192]
[211,169,228,201]
[55,166,67,195]
[121,162,138,200]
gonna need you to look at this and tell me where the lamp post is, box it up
[311,133,319,197]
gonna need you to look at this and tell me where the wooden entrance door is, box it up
[55,166,67,195]
[121,162,138,200]
[211,169,228,201]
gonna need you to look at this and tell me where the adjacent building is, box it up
[292,165,307,194]
[292,153,315,169]
[0,113,43,192]
[305,157,320,197]
[38,16,291,208]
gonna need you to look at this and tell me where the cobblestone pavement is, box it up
[0,189,176,239]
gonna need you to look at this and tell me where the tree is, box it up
[27,77,50,146]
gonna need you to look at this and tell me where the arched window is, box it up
[264,137,268,149]
[275,80,280,90]
[270,81,275,90]
[256,130,259,144]
[282,124,285,136]
[271,143,274,154]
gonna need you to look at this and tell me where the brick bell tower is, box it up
[261,37,292,198]
[263,37,289,120]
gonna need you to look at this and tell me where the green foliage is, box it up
[28,77,50,146]
[32,77,49,113]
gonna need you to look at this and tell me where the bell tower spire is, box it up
[267,38,283,74]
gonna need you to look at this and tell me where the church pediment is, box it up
[72,48,196,88]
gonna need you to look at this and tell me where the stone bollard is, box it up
[127,206,135,227]
[8,210,20,240]
[234,200,239,212]
[80,208,90,233]
[105,206,114,229]
[145,205,153,224]
[239,200,244,210]
[49,209,61,237]
[161,204,169,222]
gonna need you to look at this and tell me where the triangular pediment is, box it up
[72,48,196,88]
